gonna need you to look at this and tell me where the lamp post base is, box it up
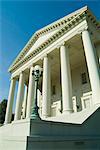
[31,107,41,120]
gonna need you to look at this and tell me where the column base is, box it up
[3,122,9,125]
[62,109,73,115]
[14,118,20,122]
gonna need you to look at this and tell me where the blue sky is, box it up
[0,0,100,102]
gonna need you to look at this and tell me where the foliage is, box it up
[0,99,7,124]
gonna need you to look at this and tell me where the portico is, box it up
[4,28,100,123]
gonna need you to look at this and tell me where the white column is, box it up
[22,85,28,119]
[42,55,51,117]
[4,78,16,124]
[14,72,25,121]
[26,66,35,118]
[60,44,73,114]
[82,30,100,104]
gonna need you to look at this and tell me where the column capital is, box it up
[57,41,66,49]
[57,43,70,50]
[10,76,16,81]
[41,54,48,60]
[43,54,48,58]
[77,26,88,34]
[44,54,53,60]
[11,75,18,81]
[18,70,26,77]
[28,64,34,69]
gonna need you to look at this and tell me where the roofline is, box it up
[8,5,100,72]
[36,6,88,34]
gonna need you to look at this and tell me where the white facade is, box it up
[0,6,100,150]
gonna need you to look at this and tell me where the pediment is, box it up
[25,29,59,58]
[8,6,99,72]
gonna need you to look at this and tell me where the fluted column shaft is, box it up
[42,55,51,117]
[60,44,73,114]
[4,78,16,124]
[82,30,100,104]
[26,66,35,118]
[14,72,25,121]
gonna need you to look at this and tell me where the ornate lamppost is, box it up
[31,65,42,119]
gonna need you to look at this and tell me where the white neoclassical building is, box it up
[0,6,100,150]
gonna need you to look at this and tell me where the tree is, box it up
[0,99,7,124]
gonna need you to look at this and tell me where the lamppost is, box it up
[31,65,42,119]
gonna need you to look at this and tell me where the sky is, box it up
[0,0,100,102]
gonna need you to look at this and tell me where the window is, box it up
[81,72,87,84]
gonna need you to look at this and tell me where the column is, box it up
[4,78,16,124]
[14,72,25,121]
[22,85,28,119]
[60,44,73,114]
[82,30,100,104]
[26,66,35,118]
[42,55,51,117]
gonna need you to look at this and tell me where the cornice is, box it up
[9,7,100,73]
[36,6,88,35]
[86,10,100,29]
[9,7,87,71]
[9,33,39,70]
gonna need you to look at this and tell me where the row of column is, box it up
[4,56,51,124]
[5,29,100,124]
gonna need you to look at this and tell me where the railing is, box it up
[51,96,78,116]
[72,96,77,112]
[51,100,62,116]
[81,91,92,110]
[37,91,92,117]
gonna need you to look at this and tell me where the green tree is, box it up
[0,99,7,124]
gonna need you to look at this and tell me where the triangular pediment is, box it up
[25,29,59,58]
[9,6,99,72]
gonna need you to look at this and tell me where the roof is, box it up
[8,6,100,73]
